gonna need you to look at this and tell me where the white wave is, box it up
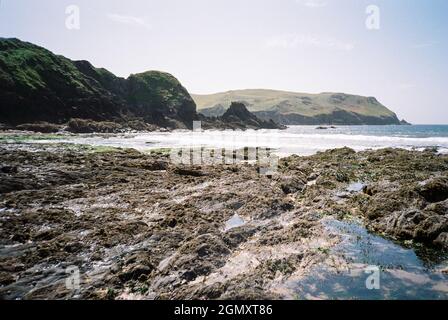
[34,128,448,157]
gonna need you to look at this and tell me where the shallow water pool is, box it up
[289,219,448,300]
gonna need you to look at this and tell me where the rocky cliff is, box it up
[0,38,196,129]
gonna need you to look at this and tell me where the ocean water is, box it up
[41,125,448,157]
[290,218,448,300]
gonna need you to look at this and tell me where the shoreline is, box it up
[2,127,448,158]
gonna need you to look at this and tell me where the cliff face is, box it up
[253,109,400,125]
[126,71,196,129]
[0,38,196,129]
[194,89,404,125]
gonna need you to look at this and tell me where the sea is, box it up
[48,125,448,157]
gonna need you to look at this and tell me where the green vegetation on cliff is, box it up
[127,71,196,126]
[0,38,196,128]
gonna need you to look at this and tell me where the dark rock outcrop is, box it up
[400,119,412,125]
[217,102,285,130]
[417,177,448,203]
[199,104,227,118]
[15,122,61,133]
[67,118,124,134]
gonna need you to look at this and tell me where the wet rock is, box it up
[373,209,448,243]
[335,170,350,183]
[173,167,209,177]
[64,242,84,253]
[307,172,319,181]
[279,176,305,194]
[181,265,212,282]
[192,282,227,300]
[417,177,448,203]
[22,283,72,300]
[67,118,124,134]
[193,237,230,258]
[223,227,257,248]
[364,194,408,220]
[414,214,448,242]
[363,185,375,196]
[434,233,448,248]
[167,218,178,228]
[175,234,231,281]
[264,257,302,276]
[141,160,169,171]
[11,232,30,243]
[0,175,37,194]
[15,122,61,133]
[118,252,154,282]
[0,260,26,273]
[0,272,14,286]
[316,179,337,190]
[425,199,448,215]
[91,252,103,261]
[34,229,58,241]
[228,201,244,210]
[118,265,153,282]
[1,166,18,174]
[91,220,149,248]
[375,209,422,239]
[258,199,294,219]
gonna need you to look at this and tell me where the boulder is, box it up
[15,122,61,133]
[417,177,448,203]
[67,118,123,133]
[434,232,448,248]
[372,208,448,243]
[279,176,305,194]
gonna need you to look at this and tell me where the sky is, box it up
[0,0,447,124]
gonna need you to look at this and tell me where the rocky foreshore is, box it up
[0,142,447,299]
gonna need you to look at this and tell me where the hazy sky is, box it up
[1,0,447,123]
